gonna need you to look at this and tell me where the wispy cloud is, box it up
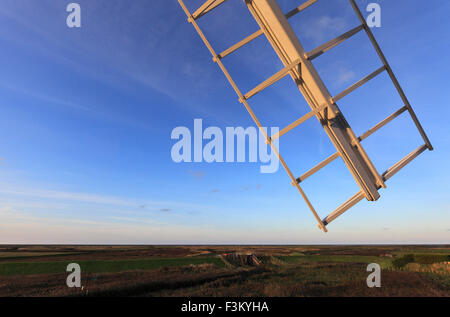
[108,216,156,225]
[0,186,130,205]
[188,170,205,181]
[0,81,91,112]
[0,81,159,132]
[337,67,356,84]
[0,183,215,214]
[300,15,349,45]
[0,1,227,123]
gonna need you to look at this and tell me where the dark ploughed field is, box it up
[0,245,448,297]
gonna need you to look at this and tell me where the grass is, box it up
[278,255,393,268]
[0,252,84,261]
[0,252,65,258]
[414,254,449,264]
[0,256,225,276]
[1,246,449,297]
[154,262,371,297]
[392,253,450,269]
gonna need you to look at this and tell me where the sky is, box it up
[0,0,448,244]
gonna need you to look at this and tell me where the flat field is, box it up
[0,245,448,297]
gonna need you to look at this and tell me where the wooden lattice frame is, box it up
[177,0,433,232]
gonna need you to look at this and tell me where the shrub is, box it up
[391,254,450,269]
[413,254,450,265]
[392,254,414,269]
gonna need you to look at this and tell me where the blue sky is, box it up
[0,0,448,244]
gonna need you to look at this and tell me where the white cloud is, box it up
[337,67,356,84]
[300,15,349,45]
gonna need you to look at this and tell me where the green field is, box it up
[0,256,224,276]
[278,255,393,268]
[0,245,448,297]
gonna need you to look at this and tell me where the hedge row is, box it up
[392,254,449,269]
